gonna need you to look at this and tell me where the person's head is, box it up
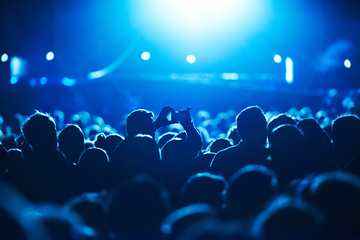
[236,106,267,145]
[21,111,58,153]
[208,138,232,154]
[181,172,228,209]
[267,113,296,136]
[252,195,324,240]
[78,147,109,171]
[225,165,278,219]
[332,115,360,167]
[58,124,85,164]
[269,124,306,185]
[158,132,177,149]
[126,109,155,138]
[303,171,360,238]
[108,175,171,239]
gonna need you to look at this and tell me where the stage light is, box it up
[344,59,351,68]
[285,57,293,84]
[1,53,8,62]
[40,77,48,85]
[274,54,282,63]
[10,76,19,85]
[130,0,270,58]
[61,77,76,87]
[46,51,54,61]
[186,55,196,64]
[141,51,150,61]
[222,73,239,80]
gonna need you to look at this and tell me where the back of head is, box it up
[126,109,154,137]
[21,112,58,153]
[208,138,232,154]
[78,147,109,171]
[225,165,278,219]
[304,171,360,237]
[108,175,171,239]
[236,106,267,145]
[332,115,360,167]
[58,124,85,163]
[181,173,228,209]
[267,113,296,136]
[252,195,324,240]
[269,124,307,183]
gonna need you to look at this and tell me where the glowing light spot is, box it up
[61,77,76,87]
[141,51,150,61]
[274,54,282,63]
[186,55,196,64]
[222,73,239,80]
[40,77,48,85]
[285,57,293,84]
[344,59,351,68]
[46,51,54,61]
[10,76,19,85]
[1,53,8,62]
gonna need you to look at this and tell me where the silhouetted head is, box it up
[303,171,360,238]
[158,132,177,149]
[252,195,324,240]
[181,172,228,209]
[267,113,296,136]
[58,124,85,164]
[108,175,171,239]
[269,124,306,184]
[21,112,58,153]
[332,115,360,167]
[78,147,109,171]
[126,109,155,138]
[208,138,232,154]
[236,106,267,145]
[225,165,278,219]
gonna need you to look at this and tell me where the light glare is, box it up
[274,54,282,63]
[141,52,150,61]
[186,55,196,64]
[46,51,54,61]
[1,53,8,62]
[344,59,351,68]
[285,57,293,84]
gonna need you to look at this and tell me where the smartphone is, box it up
[172,111,187,122]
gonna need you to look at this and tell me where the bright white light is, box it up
[274,54,282,63]
[40,77,48,85]
[141,52,150,61]
[1,53,8,62]
[285,57,293,84]
[46,51,54,61]
[186,55,196,64]
[222,73,239,80]
[130,0,270,55]
[344,59,351,68]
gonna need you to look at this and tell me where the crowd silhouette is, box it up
[1,91,360,239]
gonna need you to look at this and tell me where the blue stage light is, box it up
[40,77,48,85]
[61,77,76,86]
[10,76,19,85]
